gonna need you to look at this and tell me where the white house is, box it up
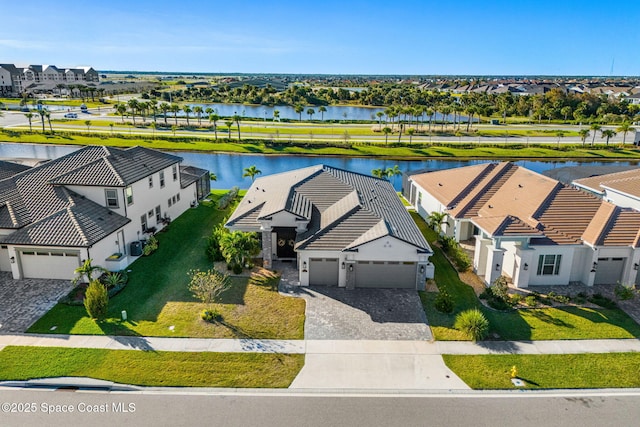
[226,165,434,290]
[0,146,209,280]
[573,168,640,211]
[407,162,640,288]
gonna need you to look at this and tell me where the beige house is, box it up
[226,165,434,290]
[407,162,640,288]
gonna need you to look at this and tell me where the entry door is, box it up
[275,228,296,258]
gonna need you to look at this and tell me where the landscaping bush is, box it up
[434,289,454,314]
[588,293,617,309]
[486,296,511,311]
[491,276,509,301]
[206,222,228,262]
[188,269,231,305]
[232,263,243,274]
[201,308,223,323]
[509,293,524,305]
[217,186,240,210]
[437,235,471,271]
[84,280,108,320]
[614,284,636,301]
[142,234,158,256]
[524,295,538,307]
[454,309,489,341]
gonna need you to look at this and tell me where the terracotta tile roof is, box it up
[472,215,544,238]
[574,168,640,198]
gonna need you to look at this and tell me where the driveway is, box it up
[0,272,73,333]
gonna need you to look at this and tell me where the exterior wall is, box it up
[527,245,577,286]
[412,181,444,220]
[0,245,10,271]
[603,189,640,211]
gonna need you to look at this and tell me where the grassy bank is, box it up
[0,346,303,388]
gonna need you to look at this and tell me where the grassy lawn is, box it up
[411,211,640,341]
[28,193,305,339]
[0,346,303,388]
[2,129,639,160]
[443,353,640,389]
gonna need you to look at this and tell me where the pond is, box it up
[1,142,637,191]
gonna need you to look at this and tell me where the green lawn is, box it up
[443,353,640,389]
[411,211,640,341]
[0,346,303,388]
[28,194,305,339]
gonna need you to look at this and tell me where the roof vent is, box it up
[488,204,493,208]
[262,189,265,192]
[438,183,443,186]
[518,184,523,188]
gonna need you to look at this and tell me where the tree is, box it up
[319,105,327,121]
[170,103,180,126]
[84,280,108,320]
[382,126,392,145]
[219,231,260,270]
[84,120,92,132]
[24,112,33,131]
[371,168,387,179]
[109,123,114,135]
[307,108,315,121]
[294,105,304,121]
[159,102,170,125]
[44,109,53,134]
[243,165,262,182]
[385,165,401,186]
[73,258,106,285]
[601,129,616,146]
[225,120,233,138]
[193,105,204,126]
[375,111,384,128]
[561,106,573,122]
[209,113,219,140]
[209,172,217,182]
[115,103,127,123]
[273,110,280,122]
[150,121,157,138]
[183,105,192,126]
[578,129,590,146]
[616,122,635,145]
[427,211,448,233]
[187,269,230,306]
[171,125,177,136]
[406,127,415,145]
[233,114,241,141]
[127,99,139,125]
[37,108,46,133]
[590,123,601,145]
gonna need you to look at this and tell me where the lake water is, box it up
[1,142,637,191]
[171,102,468,123]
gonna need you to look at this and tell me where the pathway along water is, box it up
[0,142,637,191]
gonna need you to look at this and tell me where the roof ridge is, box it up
[447,162,498,209]
[66,205,90,246]
[103,157,125,186]
[5,202,19,227]
[453,162,516,217]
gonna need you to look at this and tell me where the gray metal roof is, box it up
[227,165,431,253]
[180,165,209,189]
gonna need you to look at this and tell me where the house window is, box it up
[168,198,172,207]
[125,186,133,205]
[537,254,562,276]
[418,192,422,204]
[148,176,153,188]
[172,165,178,181]
[105,189,118,208]
[155,205,161,222]
[176,193,180,202]
[160,171,165,188]
[141,214,148,233]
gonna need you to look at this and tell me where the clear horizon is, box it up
[2,0,639,76]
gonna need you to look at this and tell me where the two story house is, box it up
[0,146,209,280]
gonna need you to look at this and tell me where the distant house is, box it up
[226,165,434,289]
[0,146,209,280]
[626,92,640,105]
[407,163,640,288]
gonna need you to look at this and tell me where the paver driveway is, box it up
[0,272,73,333]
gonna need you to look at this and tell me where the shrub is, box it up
[188,269,231,305]
[588,293,617,309]
[479,288,492,300]
[217,186,240,210]
[614,284,636,301]
[232,263,243,274]
[524,295,538,307]
[201,309,223,322]
[509,293,524,305]
[491,276,509,301]
[454,309,489,341]
[142,235,158,256]
[84,280,108,320]
[434,289,454,313]
[487,297,511,311]
[206,222,228,262]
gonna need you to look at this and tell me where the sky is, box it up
[1,0,639,76]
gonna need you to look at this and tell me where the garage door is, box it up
[594,257,625,285]
[0,245,10,272]
[20,250,80,280]
[309,258,339,286]
[355,261,417,289]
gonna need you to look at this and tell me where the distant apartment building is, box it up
[0,64,99,97]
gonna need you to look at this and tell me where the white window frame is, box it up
[537,254,562,276]
[160,171,165,188]
[125,186,134,206]
[105,189,119,208]
[148,176,153,188]
[172,165,178,181]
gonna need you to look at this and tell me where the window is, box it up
[155,205,161,222]
[176,193,180,202]
[537,254,562,276]
[418,192,422,204]
[141,214,148,233]
[125,186,133,205]
[105,189,118,208]
[172,165,178,181]
[172,195,177,204]
[168,198,172,207]
[160,171,165,188]
[148,176,153,188]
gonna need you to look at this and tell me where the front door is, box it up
[274,227,296,258]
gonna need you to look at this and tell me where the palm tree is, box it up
[225,120,233,139]
[170,104,180,126]
[590,123,601,145]
[371,168,387,179]
[193,106,204,126]
[375,111,384,128]
[24,112,33,131]
[233,114,241,141]
[183,105,192,126]
[601,129,616,146]
[159,102,170,125]
[109,123,114,135]
[427,211,448,233]
[115,103,127,123]
[616,122,635,145]
[209,172,217,182]
[426,108,435,132]
[407,128,415,145]
[127,99,139,125]
[37,108,46,133]
[273,110,280,122]
[44,109,53,134]
[243,165,262,182]
[150,121,157,138]
[578,129,590,146]
[209,113,219,140]
[382,126,392,145]
[385,165,401,186]
[307,108,315,121]
[84,120,92,132]
[294,105,304,121]
[319,106,327,121]
[72,259,106,285]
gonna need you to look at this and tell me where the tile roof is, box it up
[0,160,30,181]
[227,165,431,253]
[412,162,640,248]
[574,168,640,199]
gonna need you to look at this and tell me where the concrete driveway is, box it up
[0,272,73,333]
[281,282,432,340]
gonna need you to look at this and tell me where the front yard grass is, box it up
[0,346,303,388]
[443,353,640,389]
[28,193,305,339]
[411,211,640,341]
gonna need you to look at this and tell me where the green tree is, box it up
[219,231,261,270]
[193,105,204,126]
[183,105,192,126]
[590,123,601,145]
[307,108,315,121]
[243,165,262,182]
[233,114,241,141]
[115,103,127,123]
[170,103,180,126]
[37,108,46,133]
[578,129,590,146]
[406,127,415,145]
[382,126,392,145]
[84,120,92,132]
[427,211,448,232]
[209,113,219,140]
[616,122,635,145]
[171,125,177,136]
[561,106,573,122]
[385,165,401,185]
[84,280,108,320]
[319,105,327,121]
[150,121,157,138]
[601,129,616,146]
[24,112,33,131]
[225,120,233,138]
[44,109,53,134]
[371,168,387,179]
[273,110,280,121]
[294,105,304,121]
[73,259,106,285]
[159,102,170,125]
[127,99,139,125]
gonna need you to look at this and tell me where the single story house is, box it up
[406,162,640,288]
[226,165,434,290]
[0,146,209,280]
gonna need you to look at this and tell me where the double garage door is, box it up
[20,250,81,280]
[308,258,417,289]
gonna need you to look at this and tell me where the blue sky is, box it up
[2,0,639,75]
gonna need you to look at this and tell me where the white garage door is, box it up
[309,258,339,286]
[355,261,417,289]
[0,245,10,272]
[20,250,80,280]
[594,257,625,285]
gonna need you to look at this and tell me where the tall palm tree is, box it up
[84,120,92,132]
[406,128,415,145]
[578,129,590,146]
[371,168,387,179]
[115,103,127,123]
[601,129,616,146]
[127,99,139,125]
[159,102,170,125]
[44,109,53,134]
[233,114,241,141]
[243,165,262,182]
[170,104,180,126]
[307,108,315,121]
[294,105,304,121]
[225,120,233,139]
[183,105,192,126]
[616,122,635,145]
[319,106,327,121]
[426,108,434,132]
[589,123,601,145]
[209,113,219,140]
[193,106,204,126]
[24,112,33,131]
[382,126,392,145]
[385,165,401,186]
[37,108,46,133]
[375,111,384,128]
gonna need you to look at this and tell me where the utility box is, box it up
[129,241,143,256]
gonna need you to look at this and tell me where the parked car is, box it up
[64,113,78,119]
